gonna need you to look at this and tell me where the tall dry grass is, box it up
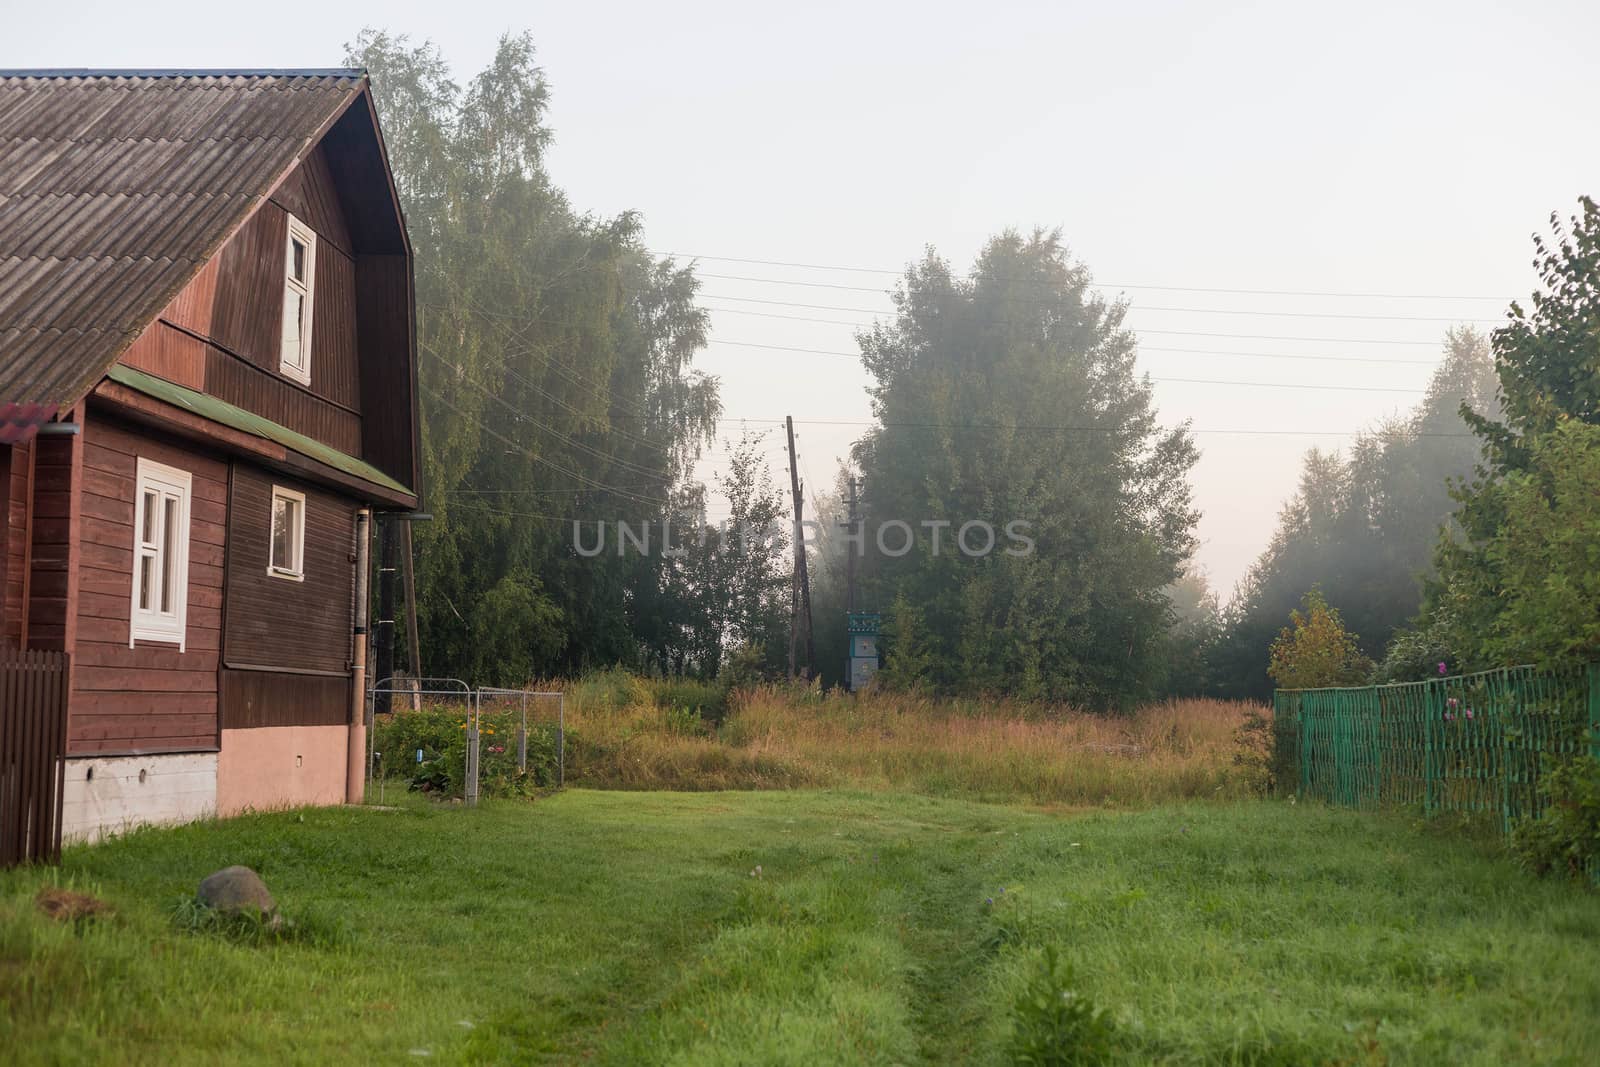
[557,673,1269,807]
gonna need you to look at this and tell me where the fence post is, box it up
[517,694,528,775]
[465,689,481,808]
[1423,680,1439,816]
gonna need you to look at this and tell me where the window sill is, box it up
[129,630,186,653]
[278,362,312,388]
[266,567,306,583]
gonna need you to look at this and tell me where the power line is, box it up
[700,339,1428,391]
[697,305,1442,367]
[767,417,1480,439]
[420,383,671,505]
[422,347,676,482]
[696,294,1450,344]
[691,273,1507,320]
[699,299,1500,328]
[656,250,1514,302]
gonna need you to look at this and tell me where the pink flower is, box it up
[1464,708,1474,720]
[1438,662,1448,675]
[1447,697,1459,708]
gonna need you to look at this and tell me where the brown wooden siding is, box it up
[219,670,349,729]
[27,417,83,654]
[118,320,208,392]
[4,440,32,648]
[70,415,226,754]
[357,254,418,490]
[0,444,15,646]
[122,147,365,456]
[202,346,362,455]
[222,465,354,676]
[268,144,353,257]
[200,197,362,414]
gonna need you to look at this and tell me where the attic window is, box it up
[279,213,316,385]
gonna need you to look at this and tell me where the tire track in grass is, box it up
[887,812,1023,1065]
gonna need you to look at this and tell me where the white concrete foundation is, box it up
[61,753,218,843]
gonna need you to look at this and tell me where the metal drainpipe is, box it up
[347,508,371,804]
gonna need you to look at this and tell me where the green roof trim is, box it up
[106,364,414,497]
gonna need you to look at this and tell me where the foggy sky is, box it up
[7,0,1597,598]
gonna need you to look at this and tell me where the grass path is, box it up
[3,791,1598,1064]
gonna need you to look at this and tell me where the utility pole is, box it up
[785,416,814,679]
[841,476,860,615]
[399,519,423,710]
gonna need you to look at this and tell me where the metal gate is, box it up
[1,648,69,868]
[367,678,564,806]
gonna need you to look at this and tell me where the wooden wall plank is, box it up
[356,253,417,491]
[219,669,350,729]
[67,416,227,756]
[222,464,354,675]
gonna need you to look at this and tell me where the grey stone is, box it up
[197,865,277,918]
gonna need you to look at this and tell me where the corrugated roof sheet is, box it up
[0,70,365,410]
[107,364,413,497]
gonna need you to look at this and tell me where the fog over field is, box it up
[9,0,1598,596]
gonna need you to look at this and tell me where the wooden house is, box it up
[0,70,420,841]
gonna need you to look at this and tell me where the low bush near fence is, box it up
[371,707,560,799]
[1510,754,1600,881]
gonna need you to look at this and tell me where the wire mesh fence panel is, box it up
[1276,663,1599,839]
[366,678,475,804]
[474,689,565,791]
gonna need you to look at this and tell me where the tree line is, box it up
[359,32,1599,703]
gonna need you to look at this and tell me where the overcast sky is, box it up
[7,0,1597,597]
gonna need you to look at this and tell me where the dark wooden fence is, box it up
[1,648,70,868]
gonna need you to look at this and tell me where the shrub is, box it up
[371,706,560,799]
[1006,946,1119,1066]
[1267,588,1373,690]
[1510,755,1600,881]
[1231,708,1284,797]
[648,677,728,726]
[570,667,650,714]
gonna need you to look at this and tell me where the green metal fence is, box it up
[1274,663,1600,834]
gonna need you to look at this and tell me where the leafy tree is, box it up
[1213,327,1496,697]
[1158,569,1224,697]
[1423,420,1600,669]
[854,230,1199,709]
[1266,589,1373,690]
[349,31,724,679]
[1410,197,1600,673]
[669,429,791,677]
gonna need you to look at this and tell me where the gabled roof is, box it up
[0,69,371,432]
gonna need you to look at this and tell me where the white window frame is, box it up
[279,213,317,386]
[268,485,307,582]
[129,458,192,651]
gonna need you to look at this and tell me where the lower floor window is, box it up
[269,485,306,580]
[130,458,191,649]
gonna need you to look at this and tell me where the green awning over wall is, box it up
[106,364,413,497]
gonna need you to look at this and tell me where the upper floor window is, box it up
[279,213,316,385]
[130,458,191,650]
[269,485,306,581]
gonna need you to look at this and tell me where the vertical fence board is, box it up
[0,648,70,868]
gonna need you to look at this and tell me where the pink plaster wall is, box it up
[217,725,349,816]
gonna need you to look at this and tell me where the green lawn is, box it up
[2,791,1597,1065]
